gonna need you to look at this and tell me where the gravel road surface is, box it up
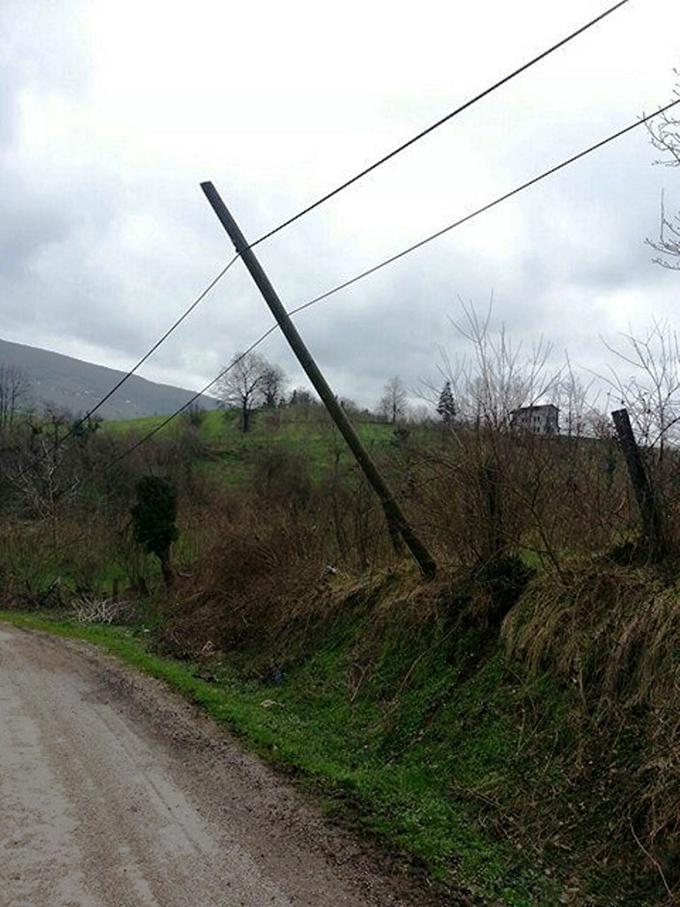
[0,623,444,907]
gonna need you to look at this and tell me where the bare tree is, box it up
[378,376,407,424]
[217,352,271,433]
[4,410,81,560]
[646,72,680,269]
[599,320,680,466]
[288,387,316,407]
[261,364,287,408]
[436,301,559,429]
[339,397,360,414]
[0,365,30,429]
[406,404,432,425]
[554,355,599,439]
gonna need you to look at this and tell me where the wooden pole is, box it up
[611,408,665,563]
[200,181,436,579]
[481,457,504,561]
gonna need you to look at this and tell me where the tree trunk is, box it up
[159,547,174,588]
[481,458,504,561]
[242,400,251,433]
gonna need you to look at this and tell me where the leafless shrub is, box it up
[553,356,600,440]
[71,594,133,624]
[646,72,680,270]
[415,302,569,569]
[0,365,30,429]
[252,445,313,510]
[319,419,392,570]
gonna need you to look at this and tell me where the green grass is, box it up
[103,408,397,488]
[102,412,171,436]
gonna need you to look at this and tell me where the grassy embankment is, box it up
[3,559,675,907]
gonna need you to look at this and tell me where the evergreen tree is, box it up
[436,381,456,425]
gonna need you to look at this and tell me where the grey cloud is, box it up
[0,0,678,411]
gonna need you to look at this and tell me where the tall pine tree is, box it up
[436,381,456,424]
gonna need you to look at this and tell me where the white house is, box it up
[510,404,559,435]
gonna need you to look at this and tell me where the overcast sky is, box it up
[1,0,679,409]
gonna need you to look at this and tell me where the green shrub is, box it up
[131,476,179,587]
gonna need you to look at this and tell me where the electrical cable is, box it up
[104,98,679,468]
[63,2,629,431]
[249,0,631,247]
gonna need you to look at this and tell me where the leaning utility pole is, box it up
[201,181,436,579]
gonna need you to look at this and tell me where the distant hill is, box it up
[0,337,219,420]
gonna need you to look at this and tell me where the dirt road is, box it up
[0,624,441,907]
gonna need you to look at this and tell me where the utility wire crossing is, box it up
[250,0,630,248]
[104,327,278,470]
[105,98,680,470]
[60,254,239,446]
[72,0,629,431]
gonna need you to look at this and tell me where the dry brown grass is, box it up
[503,565,680,875]
[159,495,340,664]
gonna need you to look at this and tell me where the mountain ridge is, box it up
[0,337,218,420]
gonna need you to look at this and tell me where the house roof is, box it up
[510,404,559,415]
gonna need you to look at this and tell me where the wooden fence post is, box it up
[611,408,666,563]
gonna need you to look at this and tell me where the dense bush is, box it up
[131,476,179,587]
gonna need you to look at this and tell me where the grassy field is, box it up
[104,408,398,486]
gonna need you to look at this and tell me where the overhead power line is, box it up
[250,0,631,248]
[64,1,627,430]
[104,327,278,470]
[105,98,680,469]
[61,254,239,445]
[285,98,680,319]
